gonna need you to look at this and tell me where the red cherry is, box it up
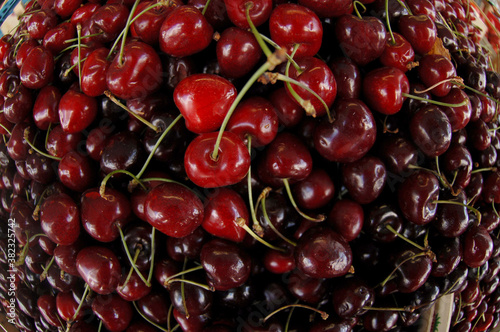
[269,87,304,128]
[463,225,494,268]
[54,0,82,18]
[202,188,249,242]
[33,85,61,130]
[46,125,82,158]
[398,14,437,55]
[362,67,409,115]
[85,3,129,44]
[76,246,122,294]
[27,9,58,40]
[42,22,76,55]
[298,0,353,18]
[54,240,84,276]
[437,87,472,132]
[130,0,179,45]
[224,0,272,28]
[15,38,38,69]
[19,46,54,90]
[56,291,87,322]
[40,193,80,245]
[418,54,457,97]
[58,151,96,192]
[410,104,452,157]
[184,131,250,188]
[70,3,101,27]
[159,5,214,58]
[92,294,133,331]
[106,40,163,100]
[328,199,364,242]
[342,155,387,204]
[81,47,110,97]
[116,271,152,301]
[144,182,204,238]
[3,85,34,124]
[58,90,98,133]
[174,73,237,134]
[292,168,335,210]
[328,57,362,100]
[37,294,63,328]
[269,3,323,58]
[380,33,415,72]
[81,188,132,242]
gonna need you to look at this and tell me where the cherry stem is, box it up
[211,51,286,160]
[454,293,462,325]
[181,258,189,318]
[395,0,412,15]
[135,113,183,179]
[453,81,500,105]
[39,255,55,281]
[117,0,141,66]
[97,320,103,332]
[23,128,62,161]
[246,137,265,237]
[63,57,88,77]
[263,304,329,322]
[492,201,499,221]
[0,123,12,136]
[433,200,482,224]
[122,248,141,287]
[282,178,325,222]
[413,77,464,94]
[117,225,151,287]
[65,32,103,44]
[258,34,301,73]
[380,251,430,288]
[147,227,156,284]
[471,313,486,331]
[471,167,496,174]
[236,217,286,252]
[164,265,204,286]
[139,177,195,194]
[76,24,82,89]
[132,301,169,332]
[261,190,297,246]
[166,278,215,292]
[385,224,428,252]
[402,93,470,108]
[276,73,332,122]
[254,187,272,217]
[284,302,296,332]
[104,91,159,132]
[385,0,396,44]
[59,43,88,55]
[201,0,212,15]
[15,231,31,267]
[99,169,147,197]
[69,284,90,325]
[352,1,366,19]
[245,2,272,58]
[167,304,174,332]
[363,306,413,312]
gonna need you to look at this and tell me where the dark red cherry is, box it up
[145,182,204,238]
[442,143,473,191]
[54,240,84,276]
[463,225,493,268]
[314,99,376,163]
[159,5,214,58]
[170,278,213,316]
[25,153,56,184]
[81,188,132,242]
[3,85,33,124]
[394,248,433,293]
[418,54,457,97]
[328,199,363,242]
[434,191,470,238]
[166,227,208,262]
[117,270,151,301]
[365,204,403,243]
[224,0,272,28]
[184,131,250,188]
[58,151,96,192]
[263,247,296,274]
[19,45,54,89]
[27,9,58,40]
[295,226,352,278]
[331,277,374,317]
[76,246,121,295]
[269,3,323,58]
[269,87,305,128]
[398,14,437,54]
[56,291,87,322]
[342,155,386,204]
[200,239,252,291]
[328,57,362,100]
[217,27,262,79]
[46,125,82,158]
[335,14,387,66]
[100,131,144,175]
[410,104,452,157]
[85,3,129,44]
[174,73,237,134]
[202,188,249,242]
[292,168,334,210]
[37,294,63,328]
[33,85,61,131]
[40,193,80,246]
[378,135,419,175]
[130,0,178,45]
[287,268,329,304]
[437,88,472,132]
[398,170,440,225]
[431,236,462,277]
[92,293,133,332]
[298,0,353,17]
[363,309,398,331]
[380,33,415,72]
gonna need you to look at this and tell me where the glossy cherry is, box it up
[40,193,80,245]
[398,14,437,55]
[224,0,272,28]
[76,246,122,295]
[362,66,409,115]
[92,293,133,331]
[58,89,98,134]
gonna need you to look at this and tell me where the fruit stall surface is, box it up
[0,0,500,330]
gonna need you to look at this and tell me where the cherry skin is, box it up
[169,278,213,316]
[202,188,249,242]
[328,199,363,242]
[434,191,470,238]
[54,240,85,276]
[380,33,415,72]
[286,56,337,117]
[269,4,323,58]
[37,294,63,328]
[84,3,129,44]
[54,0,82,18]
[217,27,262,79]
[269,87,304,128]
[76,246,122,295]
[292,168,334,210]
[81,47,110,97]
[410,104,452,157]
[394,248,433,293]
[42,22,76,55]
[463,225,494,268]
[81,187,132,242]
[298,0,353,17]
[226,96,279,147]
[314,99,377,163]
[159,5,214,58]
[116,270,151,301]
[365,204,403,243]
[331,277,374,317]
[32,85,61,131]
[377,135,419,175]
[398,170,440,225]
[184,131,250,188]
[174,73,237,134]
[295,226,352,278]
[106,40,163,100]
[224,0,272,28]
[58,89,98,134]
[287,265,330,304]
[200,238,252,291]
[418,54,457,97]
[363,66,409,115]
[100,131,144,175]
[40,193,80,246]
[437,88,472,132]
[56,291,87,322]
[342,155,387,204]
[430,236,462,277]
[442,143,473,191]
[263,247,296,274]
[166,227,208,262]
[145,182,204,238]
[27,9,58,40]
[335,14,387,66]
[398,14,437,55]
[3,85,33,124]
[92,294,133,332]
[46,125,82,158]
[130,0,178,46]
[328,57,362,100]
[58,151,96,192]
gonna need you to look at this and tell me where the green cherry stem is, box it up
[0,123,12,136]
[353,0,367,19]
[282,178,326,222]
[63,57,88,78]
[23,128,62,161]
[76,23,83,89]
[433,200,482,223]
[165,278,215,292]
[402,93,470,108]
[97,319,103,332]
[246,137,265,237]
[258,34,301,73]
[118,0,141,66]
[453,81,500,105]
[69,284,90,325]
[246,2,272,58]
[380,251,430,288]
[104,91,159,132]
[261,193,297,246]
[135,113,183,179]
[132,301,169,332]
[385,224,428,252]
[263,303,329,322]
[395,0,412,15]
[99,169,147,197]
[39,255,55,281]
[164,265,204,286]
[385,0,396,44]
[413,77,464,94]
[117,225,151,287]
[362,306,413,312]
[202,0,212,15]
[236,217,286,252]
[122,248,141,288]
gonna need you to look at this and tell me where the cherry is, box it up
[410,104,452,157]
[27,9,58,40]
[174,73,237,134]
[3,85,34,124]
[130,0,179,46]
[442,143,473,191]
[159,5,214,58]
[434,191,470,237]
[145,182,204,237]
[81,47,110,97]
[184,131,250,188]
[202,188,249,242]
[58,89,98,134]
[398,14,437,55]
[56,291,87,322]
[437,88,472,132]
[58,151,96,192]
[463,224,494,268]
[100,131,144,175]
[46,125,82,158]
[224,0,272,28]
[46,263,81,293]
[40,193,80,245]
[269,87,304,128]
[43,22,76,55]
[37,294,63,328]
[218,28,262,79]
[295,226,352,278]
[342,155,387,204]
[71,3,101,27]
[107,40,163,100]
[287,268,329,304]
[328,57,362,100]
[117,270,152,301]
[363,66,409,115]
[331,277,374,317]
[263,247,296,274]
[32,85,61,131]
[77,246,122,294]
[173,309,211,331]
[314,99,376,163]
[393,248,433,293]
[298,0,353,17]
[54,0,82,18]
[417,54,457,97]
[335,14,387,66]
[169,277,213,316]
[200,238,251,291]
[54,239,85,276]
[398,170,440,225]
[92,293,133,331]
[81,187,132,242]
[166,227,208,262]
[25,153,57,184]
[85,3,129,44]
[269,3,323,58]
[380,33,415,73]
[292,168,334,210]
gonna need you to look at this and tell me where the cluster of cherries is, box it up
[1,0,500,330]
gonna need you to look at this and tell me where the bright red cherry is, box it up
[418,54,457,97]
[130,0,178,45]
[19,46,54,90]
[174,73,237,134]
[398,14,437,55]
[81,47,110,97]
[58,90,97,134]
[76,246,122,294]
[224,0,272,28]
[92,294,133,331]
[380,33,415,73]
[40,193,80,246]
[362,67,409,115]
[33,85,61,131]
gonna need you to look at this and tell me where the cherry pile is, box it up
[1,0,500,330]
